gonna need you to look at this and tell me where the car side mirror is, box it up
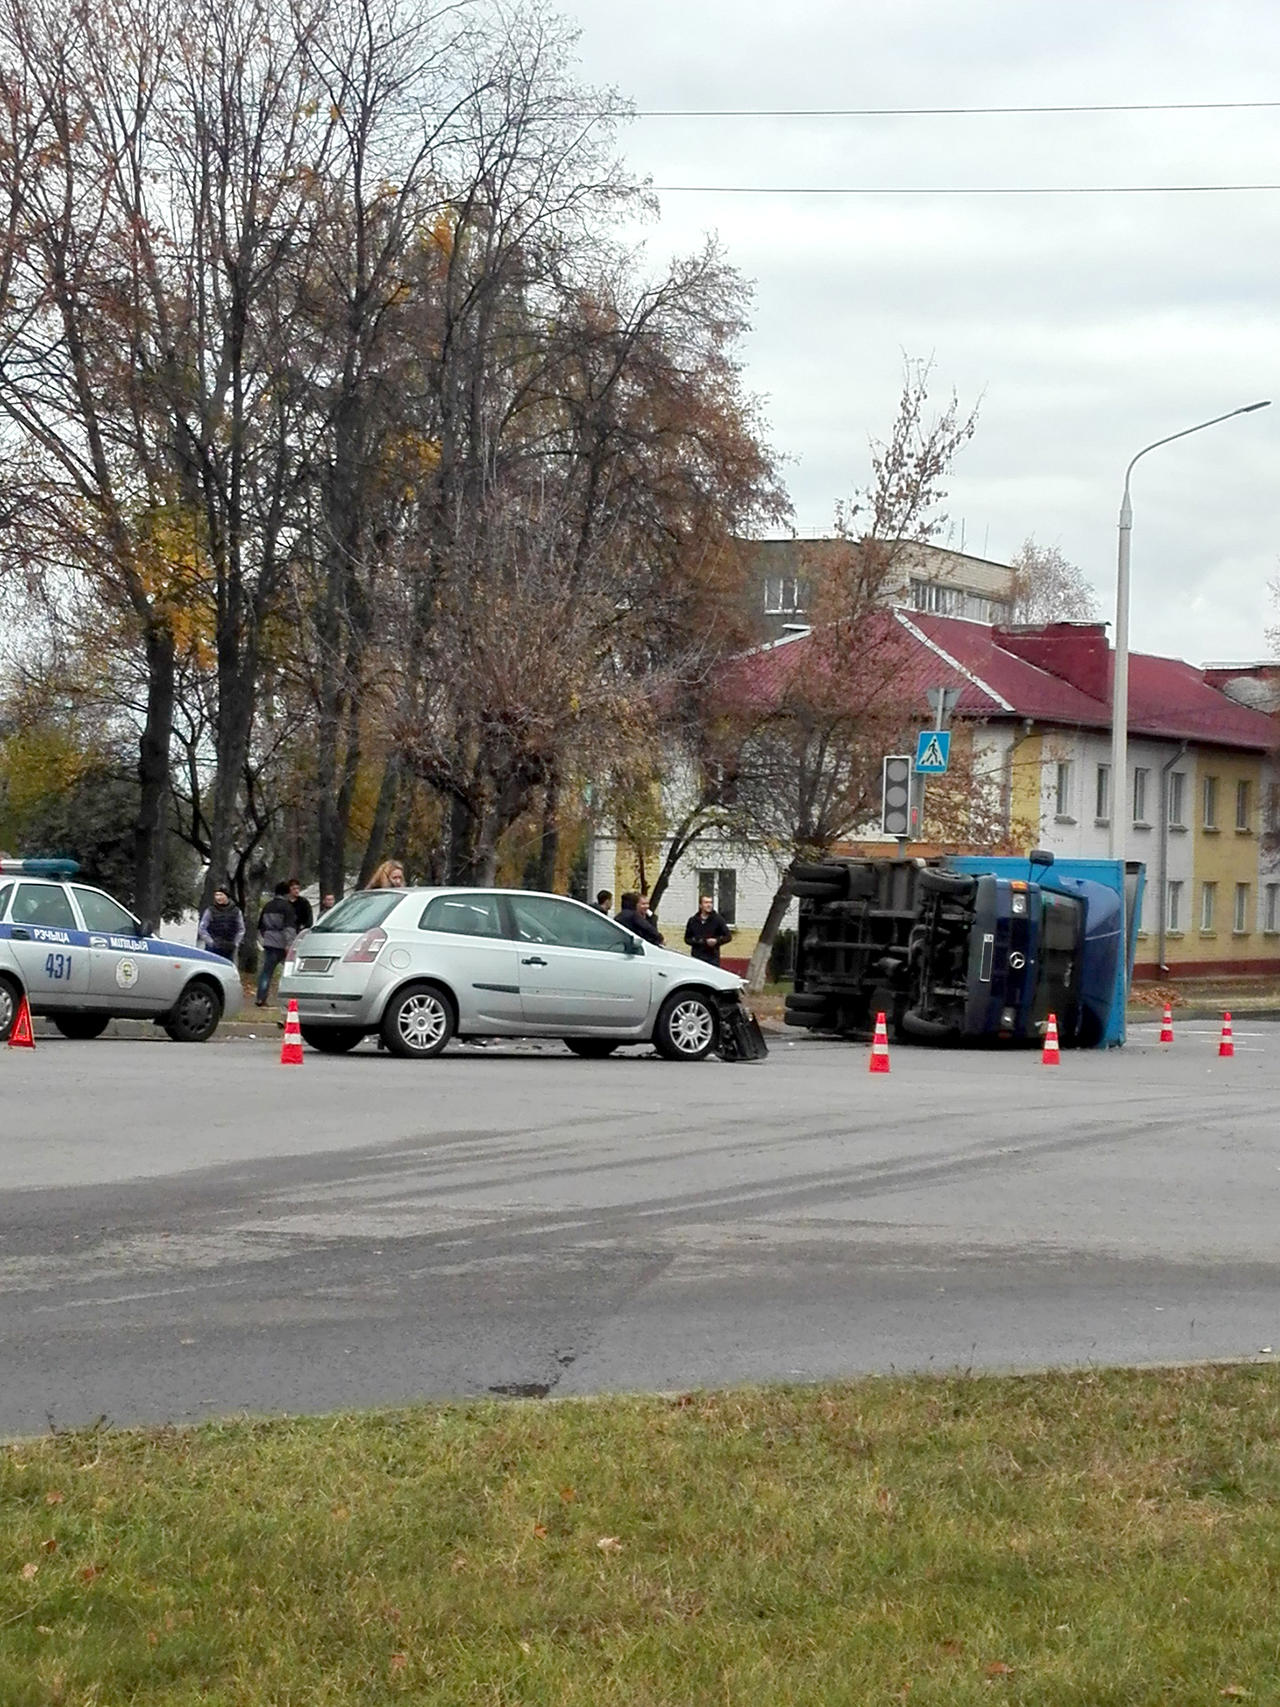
[626,936,645,956]
[136,917,155,938]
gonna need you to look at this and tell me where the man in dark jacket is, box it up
[287,878,313,932]
[684,894,733,966]
[615,891,664,947]
[256,882,296,1006]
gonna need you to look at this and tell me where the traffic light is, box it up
[881,754,912,838]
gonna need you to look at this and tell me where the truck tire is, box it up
[918,869,976,900]
[784,1007,829,1028]
[793,877,848,901]
[785,992,832,1012]
[901,1008,960,1042]
[792,860,843,885]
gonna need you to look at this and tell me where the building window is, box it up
[1168,771,1186,828]
[1236,779,1251,831]
[1094,763,1111,822]
[696,868,737,926]
[1055,761,1073,819]
[1202,775,1218,829]
[1132,766,1149,825]
[764,576,808,615]
[1200,881,1217,932]
[1234,883,1250,933]
[1267,883,1280,933]
[1167,880,1183,932]
[909,578,966,616]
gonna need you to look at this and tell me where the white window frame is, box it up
[1266,883,1280,933]
[1236,779,1251,832]
[1055,760,1073,820]
[1168,771,1186,828]
[1094,763,1111,823]
[1234,883,1249,933]
[1167,879,1183,932]
[1200,881,1217,932]
[1132,766,1149,825]
[1202,774,1219,830]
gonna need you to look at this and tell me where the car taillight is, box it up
[284,928,308,965]
[344,927,386,963]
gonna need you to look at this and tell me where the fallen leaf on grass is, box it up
[559,1486,576,1503]
[985,1661,1013,1677]
[44,1491,63,1506]
[42,1539,57,1554]
[937,1640,963,1657]
[1221,1689,1251,1699]
[388,1654,407,1673]
[20,1563,38,1580]
[78,1565,101,1584]
[596,1536,623,1554]
[532,1524,548,1539]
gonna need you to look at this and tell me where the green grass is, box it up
[5,1366,1280,1704]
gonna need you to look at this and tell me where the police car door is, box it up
[2,882,90,1000]
[72,886,166,1010]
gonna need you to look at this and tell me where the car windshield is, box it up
[306,892,403,934]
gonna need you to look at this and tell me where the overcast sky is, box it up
[560,0,1280,666]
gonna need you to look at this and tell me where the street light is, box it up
[1109,400,1271,863]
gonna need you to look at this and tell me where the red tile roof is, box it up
[722,610,1279,752]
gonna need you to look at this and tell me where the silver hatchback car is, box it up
[0,860,244,1042]
[281,887,762,1061]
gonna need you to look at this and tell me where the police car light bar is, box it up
[0,857,81,877]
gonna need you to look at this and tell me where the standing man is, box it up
[255,881,296,1006]
[287,877,313,933]
[197,883,245,963]
[615,891,664,947]
[685,893,733,966]
[594,889,613,913]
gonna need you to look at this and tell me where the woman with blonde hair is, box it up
[367,859,406,890]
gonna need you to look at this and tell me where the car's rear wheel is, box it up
[301,1025,364,1054]
[653,991,720,1062]
[53,1014,111,1041]
[163,979,223,1043]
[0,976,19,1043]
[380,984,455,1058]
[564,1038,619,1058]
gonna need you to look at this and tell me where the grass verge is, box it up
[4,1365,1280,1704]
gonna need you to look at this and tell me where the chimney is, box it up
[993,623,1112,703]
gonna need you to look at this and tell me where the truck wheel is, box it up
[902,1008,959,1041]
[53,1014,111,1041]
[0,976,19,1043]
[792,860,842,885]
[793,877,848,901]
[163,980,223,1043]
[918,869,976,899]
[785,992,831,1012]
[653,992,719,1061]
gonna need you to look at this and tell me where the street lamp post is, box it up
[1109,400,1271,864]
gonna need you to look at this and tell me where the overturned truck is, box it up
[782,851,1142,1049]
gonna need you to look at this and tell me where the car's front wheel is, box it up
[564,1038,619,1059]
[653,991,720,1062]
[53,1014,111,1041]
[380,984,455,1058]
[301,1025,364,1055]
[163,980,223,1043]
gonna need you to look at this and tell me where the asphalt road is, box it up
[2,1021,1278,1435]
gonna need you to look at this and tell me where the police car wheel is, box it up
[163,980,223,1044]
[654,992,720,1061]
[53,1014,110,1041]
[380,984,455,1058]
[0,976,18,1042]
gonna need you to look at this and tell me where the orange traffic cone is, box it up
[1159,1003,1174,1045]
[869,1010,890,1074]
[1041,1012,1060,1066]
[280,998,304,1065]
[1218,1012,1234,1059]
[7,992,34,1049]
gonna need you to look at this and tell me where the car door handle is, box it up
[11,928,30,940]
[521,955,547,966]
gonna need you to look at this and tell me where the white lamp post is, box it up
[1109,400,1271,863]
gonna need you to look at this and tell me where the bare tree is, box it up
[1009,538,1099,624]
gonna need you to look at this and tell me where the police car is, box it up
[0,860,243,1042]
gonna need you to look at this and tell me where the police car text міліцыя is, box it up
[0,860,242,1042]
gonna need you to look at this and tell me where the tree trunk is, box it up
[533,770,560,891]
[746,866,795,992]
[133,624,176,927]
[358,750,402,889]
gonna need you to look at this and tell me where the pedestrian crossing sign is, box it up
[914,730,951,774]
